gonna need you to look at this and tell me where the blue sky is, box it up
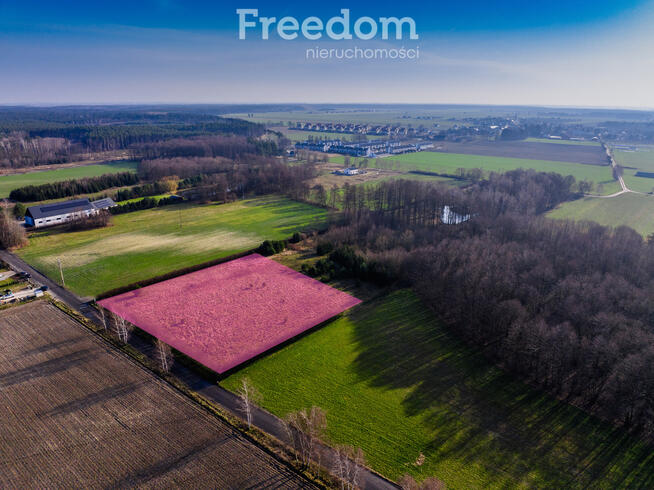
[1,0,653,107]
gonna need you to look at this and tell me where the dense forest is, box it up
[0,107,268,168]
[310,171,654,437]
[135,134,280,160]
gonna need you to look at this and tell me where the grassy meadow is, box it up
[613,147,654,193]
[18,196,327,297]
[613,146,654,172]
[0,161,138,198]
[332,152,616,189]
[548,193,654,236]
[222,289,654,488]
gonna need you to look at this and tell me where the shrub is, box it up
[256,239,287,256]
[65,211,112,231]
[316,241,334,256]
[12,203,26,219]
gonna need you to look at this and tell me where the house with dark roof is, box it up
[25,198,117,228]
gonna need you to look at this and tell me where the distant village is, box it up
[288,117,613,143]
[295,138,433,157]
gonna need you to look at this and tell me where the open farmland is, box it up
[613,146,654,193]
[620,171,654,194]
[100,254,360,373]
[330,152,619,194]
[226,110,458,127]
[0,301,312,489]
[525,138,600,146]
[18,196,327,297]
[548,193,654,236]
[223,289,654,488]
[365,152,615,185]
[0,160,138,198]
[430,140,607,165]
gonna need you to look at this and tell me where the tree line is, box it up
[311,171,654,437]
[9,172,139,202]
[109,196,183,215]
[114,179,177,201]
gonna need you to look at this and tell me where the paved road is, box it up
[0,249,398,490]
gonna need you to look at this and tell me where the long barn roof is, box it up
[26,199,94,219]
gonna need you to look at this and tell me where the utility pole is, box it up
[58,258,65,287]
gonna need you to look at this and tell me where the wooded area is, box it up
[314,171,654,437]
[0,107,268,168]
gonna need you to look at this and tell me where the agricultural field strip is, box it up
[429,141,606,165]
[0,301,311,489]
[331,152,615,189]
[548,192,654,237]
[0,161,138,198]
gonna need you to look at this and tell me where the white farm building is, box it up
[25,198,116,228]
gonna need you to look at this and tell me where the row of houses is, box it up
[295,139,433,157]
[25,198,117,228]
[292,122,437,138]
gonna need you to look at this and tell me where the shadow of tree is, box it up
[349,290,654,487]
[0,348,95,388]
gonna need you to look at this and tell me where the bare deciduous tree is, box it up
[332,445,365,490]
[113,315,132,344]
[155,339,173,373]
[237,377,262,429]
[98,306,108,331]
[283,406,327,467]
[0,206,27,250]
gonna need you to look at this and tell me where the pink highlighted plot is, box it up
[99,254,361,373]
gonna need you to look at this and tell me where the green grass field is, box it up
[612,147,654,193]
[548,193,654,236]
[0,161,139,198]
[621,171,654,194]
[613,147,654,172]
[330,153,617,193]
[222,289,654,488]
[18,196,326,297]
[525,137,600,146]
